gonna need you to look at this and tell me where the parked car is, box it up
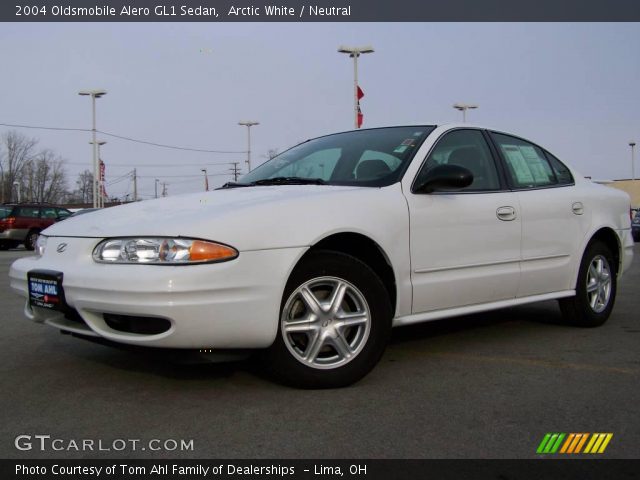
[67,208,100,218]
[0,204,71,250]
[9,125,634,387]
[632,210,640,242]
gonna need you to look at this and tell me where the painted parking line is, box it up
[410,351,639,376]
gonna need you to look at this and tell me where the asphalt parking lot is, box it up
[0,244,638,459]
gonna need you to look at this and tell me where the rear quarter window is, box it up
[544,151,574,185]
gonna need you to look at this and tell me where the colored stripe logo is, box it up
[537,433,613,454]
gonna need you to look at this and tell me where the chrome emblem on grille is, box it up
[56,243,67,253]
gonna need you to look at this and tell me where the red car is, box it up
[0,204,71,250]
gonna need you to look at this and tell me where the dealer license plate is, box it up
[28,270,66,311]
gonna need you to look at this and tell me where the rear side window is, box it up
[41,207,58,219]
[491,133,558,188]
[15,207,40,218]
[544,151,574,185]
[0,206,11,219]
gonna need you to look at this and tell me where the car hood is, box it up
[43,185,404,251]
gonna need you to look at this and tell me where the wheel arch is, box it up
[579,227,621,280]
[298,232,397,315]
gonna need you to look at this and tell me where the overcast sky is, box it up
[1,22,639,199]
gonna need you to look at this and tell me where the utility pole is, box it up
[162,182,167,197]
[230,162,241,182]
[630,141,636,183]
[132,169,137,202]
[155,178,159,199]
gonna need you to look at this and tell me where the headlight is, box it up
[92,237,238,264]
[36,235,47,257]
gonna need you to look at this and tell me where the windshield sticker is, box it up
[502,145,535,184]
[401,138,414,146]
[393,145,409,154]
[519,146,551,183]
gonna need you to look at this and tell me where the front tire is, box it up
[559,240,617,327]
[265,250,392,388]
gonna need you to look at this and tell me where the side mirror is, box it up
[413,164,474,194]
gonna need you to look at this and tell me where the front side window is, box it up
[239,126,435,187]
[56,208,72,219]
[414,129,501,192]
[492,133,558,189]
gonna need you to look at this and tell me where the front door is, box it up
[405,128,522,313]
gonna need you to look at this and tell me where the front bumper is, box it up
[9,236,305,349]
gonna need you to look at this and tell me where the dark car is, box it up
[0,204,71,250]
[632,210,640,242]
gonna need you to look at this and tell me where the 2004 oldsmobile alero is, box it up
[9,124,634,388]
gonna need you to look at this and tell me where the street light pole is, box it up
[238,121,259,172]
[338,45,374,129]
[201,168,209,191]
[630,141,636,182]
[453,103,478,123]
[89,140,106,208]
[79,89,107,208]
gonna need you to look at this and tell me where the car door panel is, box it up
[407,191,521,313]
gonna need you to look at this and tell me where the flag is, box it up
[99,159,108,198]
[357,85,364,100]
[357,103,363,129]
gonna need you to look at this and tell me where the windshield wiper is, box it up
[217,182,252,189]
[218,177,326,189]
[252,177,327,186]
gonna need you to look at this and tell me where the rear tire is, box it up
[264,250,392,389]
[24,230,39,251]
[559,240,617,327]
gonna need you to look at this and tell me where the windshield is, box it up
[0,206,11,219]
[239,126,435,187]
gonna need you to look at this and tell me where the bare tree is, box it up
[0,130,38,202]
[21,150,68,203]
[73,170,94,204]
[266,148,280,160]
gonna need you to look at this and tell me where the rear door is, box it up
[489,131,589,296]
[405,128,522,313]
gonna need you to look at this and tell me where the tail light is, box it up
[0,216,16,226]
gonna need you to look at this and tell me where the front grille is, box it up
[103,314,171,335]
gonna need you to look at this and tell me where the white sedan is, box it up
[9,124,634,388]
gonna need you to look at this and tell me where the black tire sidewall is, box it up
[25,231,38,251]
[266,250,392,388]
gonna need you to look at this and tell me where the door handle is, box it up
[572,202,584,215]
[496,206,516,221]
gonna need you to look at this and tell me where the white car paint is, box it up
[8,124,634,353]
